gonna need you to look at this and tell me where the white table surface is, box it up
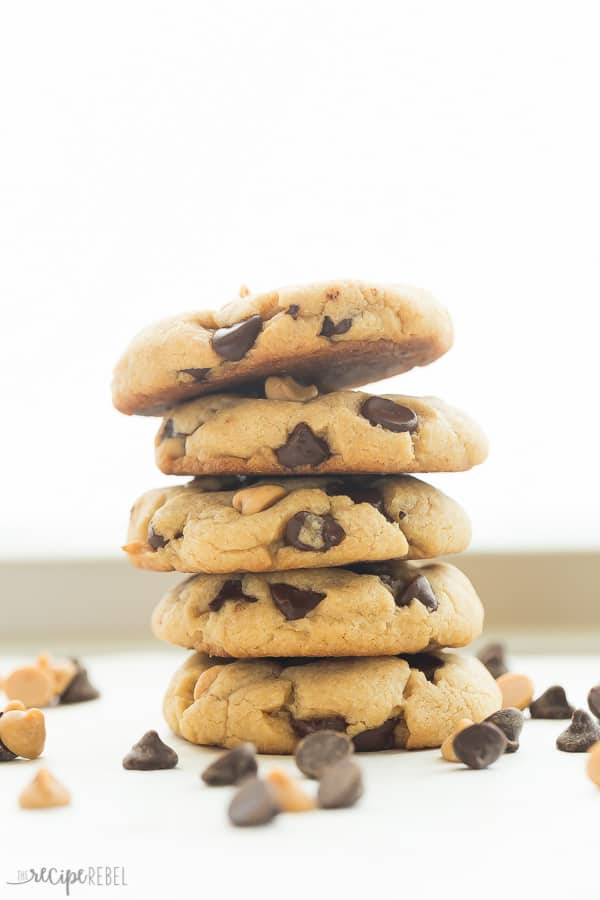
[1,649,598,900]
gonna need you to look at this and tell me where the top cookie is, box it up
[112,281,453,415]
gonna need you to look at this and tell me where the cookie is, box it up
[163,651,501,754]
[112,281,453,415]
[151,561,484,657]
[155,387,487,476]
[124,475,471,574]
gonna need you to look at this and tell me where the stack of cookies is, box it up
[113,280,501,755]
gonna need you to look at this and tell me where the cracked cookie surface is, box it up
[152,561,483,657]
[124,475,471,574]
[112,280,452,415]
[163,651,501,753]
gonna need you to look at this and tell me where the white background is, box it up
[1,0,599,558]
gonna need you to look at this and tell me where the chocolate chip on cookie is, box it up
[211,315,262,361]
[295,730,354,779]
[485,708,523,753]
[453,722,507,769]
[178,367,211,382]
[147,524,168,550]
[353,717,399,752]
[275,422,331,468]
[320,316,352,337]
[286,304,300,319]
[325,481,385,513]
[58,659,100,704]
[402,652,444,682]
[122,730,178,770]
[383,574,437,612]
[201,743,258,786]
[284,511,345,552]
[476,642,508,679]
[228,777,281,827]
[208,580,258,612]
[318,759,364,809]
[160,418,188,441]
[556,710,600,753]
[529,686,575,719]
[270,583,326,620]
[588,685,600,719]
[361,397,418,433]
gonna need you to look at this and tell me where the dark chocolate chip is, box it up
[391,574,438,612]
[270,583,326,621]
[292,716,347,738]
[401,652,444,682]
[320,316,352,337]
[209,580,258,612]
[122,730,178,770]
[284,511,345,552]
[318,759,363,809]
[556,709,600,753]
[161,419,176,441]
[0,737,17,762]
[275,423,330,468]
[325,481,384,513]
[201,743,258,786]
[352,717,399,752]
[295,730,354,779]
[476,642,509,679]
[59,660,100,704]
[453,722,508,769]
[228,777,280,827]
[178,367,210,382]
[588,685,600,719]
[361,397,418,433]
[529,686,575,720]
[287,304,300,319]
[147,524,167,550]
[485,708,524,753]
[211,315,262,361]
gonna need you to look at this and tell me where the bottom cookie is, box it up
[163,651,501,754]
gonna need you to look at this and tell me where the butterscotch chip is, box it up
[496,673,534,710]
[0,707,46,759]
[266,769,316,812]
[19,768,71,809]
[232,484,288,515]
[440,718,473,762]
[3,666,55,709]
[587,742,600,787]
[265,376,319,402]
[4,700,26,712]
[50,659,78,696]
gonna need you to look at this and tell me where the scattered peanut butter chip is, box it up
[266,769,316,812]
[201,744,257,786]
[122,730,178,770]
[59,660,100,704]
[440,719,473,762]
[318,759,364,809]
[588,685,600,720]
[453,722,507,769]
[485,708,523,753]
[556,710,600,753]
[496,672,534,710]
[228,777,281,827]
[295,729,353,779]
[19,768,71,809]
[476,642,509,679]
[3,665,55,709]
[0,707,46,759]
[529,686,574,719]
[587,742,600,787]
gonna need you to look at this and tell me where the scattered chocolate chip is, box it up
[270,583,326,620]
[178,367,210,382]
[295,730,354,779]
[0,737,17,762]
[275,423,330,468]
[292,716,347,738]
[318,759,363,809]
[353,717,399,752]
[287,304,300,319]
[59,660,100,704]
[211,315,262,361]
[401,652,444,682]
[453,722,507,769]
[201,743,258,786]
[485,708,524,753]
[228,777,280,827]
[390,574,437,612]
[556,709,600,753]
[361,397,418,433]
[320,316,352,337]
[208,580,258,612]
[325,481,384,513]
[147,524,167,550]
[285,511,345,552]
[529,686,575,719]
[588,685,600,719]
[476,642,508,679]
[122,730,178,770]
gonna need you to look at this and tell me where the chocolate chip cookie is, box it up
[124,475,471,573]
[152,561,483,657]
[163,651,501,753]
[112,280,453,415]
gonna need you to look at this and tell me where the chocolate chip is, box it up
[228,777,280,827]
[208,580,258,612]
[292,716,347,738]
[161,419,176,441]
[476,642,509,679]
[0,737,17,762]
[147,524,167,550]
[201,743,258,786]
[59,660,100,704]
[529,686,575,719]
[556,709,600,752]
[588,685,600,719]
[353,717,399,752]
[284,511,345,552]
[318,759,363,809]
[270,583,326,620]
[453,722,507,769]
[325,481,384,513]
[211,315,262,361]
[402,652,444,682]
[389,574,438,612]
[361,397,418,433]
[275,423,330,468]
[485,708,524,753]
[122,730,178,770]
[178,367,210,382]
[287,304,300,319]
[295,730,354,779]
[320,316,352,337]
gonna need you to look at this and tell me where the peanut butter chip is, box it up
[441,719,474,762]
[264,375,319,402]
[587,742,600,787]
[0,708,46,759]
[19,768,71,809]
[232,484,287,515]
[496,673,534,710]
[266,769,316,812]
[239,285,250,298]
[3,666,55,708]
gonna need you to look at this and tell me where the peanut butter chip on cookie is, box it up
[19,768,71,809]
[361,397,418,433]
[266,770,316,812]
[270,583,326,620]
[284,511,345,552]
[208,580,258,612]
[211,315,262,361]
[275,423,330,468]
[264,375,318,402]
[232,483,287,514]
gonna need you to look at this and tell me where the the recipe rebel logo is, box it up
[6,867,128,895]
